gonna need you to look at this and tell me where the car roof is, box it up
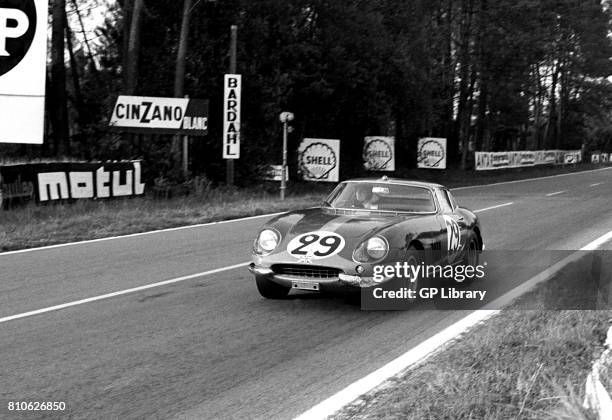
[342,177,445,190]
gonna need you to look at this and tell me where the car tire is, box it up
[402,246,422,302]
[256,276,290,299]
[458,235,480,285]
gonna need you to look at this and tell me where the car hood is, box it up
[267,207,417,242]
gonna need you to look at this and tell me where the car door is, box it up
[434,188,465,264]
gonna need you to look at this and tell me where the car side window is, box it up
[435,189,453,213]
[444,190,458,211]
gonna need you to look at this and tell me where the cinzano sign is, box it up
[110,96,209,136]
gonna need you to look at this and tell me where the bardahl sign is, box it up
[0,161,145,207]
[0,0,48,144]
[298,138,340,182]
[109,96,209,136]
[223,74,242,159]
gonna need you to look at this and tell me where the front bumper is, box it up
[248,263,392,291]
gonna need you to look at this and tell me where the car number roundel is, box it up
[287,231,345,259]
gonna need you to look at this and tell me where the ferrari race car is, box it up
[249,177,484,299]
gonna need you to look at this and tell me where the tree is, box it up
[125,0,144,94]
[50,0,70,155]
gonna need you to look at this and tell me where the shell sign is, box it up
[298,138,340,182]
[363,136,395,172]
[417,138,447,169]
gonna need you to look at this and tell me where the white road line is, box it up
[0,262,250,324]
[582,231,612,251]
[590,182,603,187]
[545,191,566,197]
[473,202,513,213]
[2,167,609,257]
[452,166,611,191]
[293,230,612,420]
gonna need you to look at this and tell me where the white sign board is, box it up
[298,138,340,182]
[223,74,241,159]
[417,138,447,169]
[363,136,395,171]
[476,149,582,170]
[564,150,581,164]
[0,0,48,144]
[264,165,288,182]
[109,96,209,135]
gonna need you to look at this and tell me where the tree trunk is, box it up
[122,0,134,89]
[442,0,456,158]
[544,63,558,149]
[51,0,69,156]
[71,0,97,73]
[533,64,543,149]
[65,13,85,130]
[474,0,487,152]
[125,0,144,94]
[456,0,474,169]
[174,0,192,98]
[475,77,487,151]
[171,0,193,176]
[557,58,566,149]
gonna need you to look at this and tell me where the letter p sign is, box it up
[0,1,37,77]
[0,8,28,56]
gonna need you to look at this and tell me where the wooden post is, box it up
[280,121,288,200]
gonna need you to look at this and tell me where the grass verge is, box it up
[0,190,322,252]
[1,163,609,252]
[333,251,612,419]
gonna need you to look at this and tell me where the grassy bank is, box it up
[334,251,612,419]
[0,189,324,252]
[1,163,609,252]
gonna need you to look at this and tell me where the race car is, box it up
[249,177,483,299]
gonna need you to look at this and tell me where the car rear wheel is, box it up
[463,236,480,266]
[256,276,290,299]
[458,236,480,285]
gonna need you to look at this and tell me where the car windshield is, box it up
[324,182,436,213]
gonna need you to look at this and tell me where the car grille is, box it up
[272,264,341,279]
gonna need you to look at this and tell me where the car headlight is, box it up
[353,236,389,262]
[254,229,280,255]
[366,237,388,259]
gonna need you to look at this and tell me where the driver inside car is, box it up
[354,186,379,209]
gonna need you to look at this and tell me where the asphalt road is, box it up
[1,168,611,419]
